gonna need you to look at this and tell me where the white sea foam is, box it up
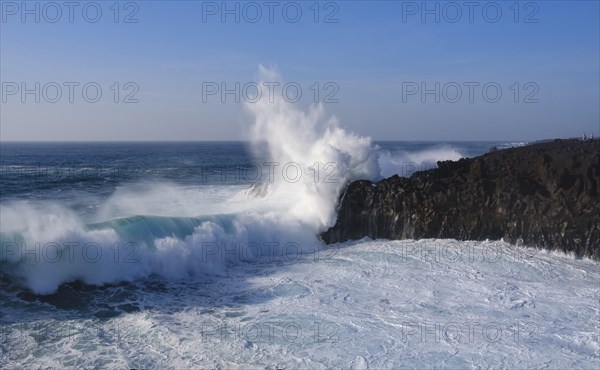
[1,239,598,368]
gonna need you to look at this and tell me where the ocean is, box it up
[1,139,598,368]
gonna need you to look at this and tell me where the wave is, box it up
[0,66,469,294]
[497,141,528,149]
[378,146,464,178]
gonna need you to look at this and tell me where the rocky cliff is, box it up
[322,139,600,259]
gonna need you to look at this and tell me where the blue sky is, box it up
[1,0,599,141]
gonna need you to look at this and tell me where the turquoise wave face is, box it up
[1,212,241,261]
[88,215,216,248]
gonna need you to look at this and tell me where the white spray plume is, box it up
[245,65,381,228]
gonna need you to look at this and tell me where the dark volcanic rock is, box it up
[322,139,600,259]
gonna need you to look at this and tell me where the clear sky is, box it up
[1,0,599,141]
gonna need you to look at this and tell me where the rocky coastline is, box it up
[322,139,600,259]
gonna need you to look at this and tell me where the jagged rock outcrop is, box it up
[322,139,600,259]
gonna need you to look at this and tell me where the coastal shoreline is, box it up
[322,139,600,259]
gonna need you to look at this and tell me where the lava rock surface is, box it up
[322,139,600,259]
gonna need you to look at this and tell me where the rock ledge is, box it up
[322,139,600,259]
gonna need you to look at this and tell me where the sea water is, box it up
[1,69,597,368]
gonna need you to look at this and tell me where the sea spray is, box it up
[0,68,471,294]
[244,65,381,228]
[378,146,464,178]
[0,67,381,294]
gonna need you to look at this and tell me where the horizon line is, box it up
[0,139,537,143]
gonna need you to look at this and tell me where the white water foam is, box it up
[1,239,598,368]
